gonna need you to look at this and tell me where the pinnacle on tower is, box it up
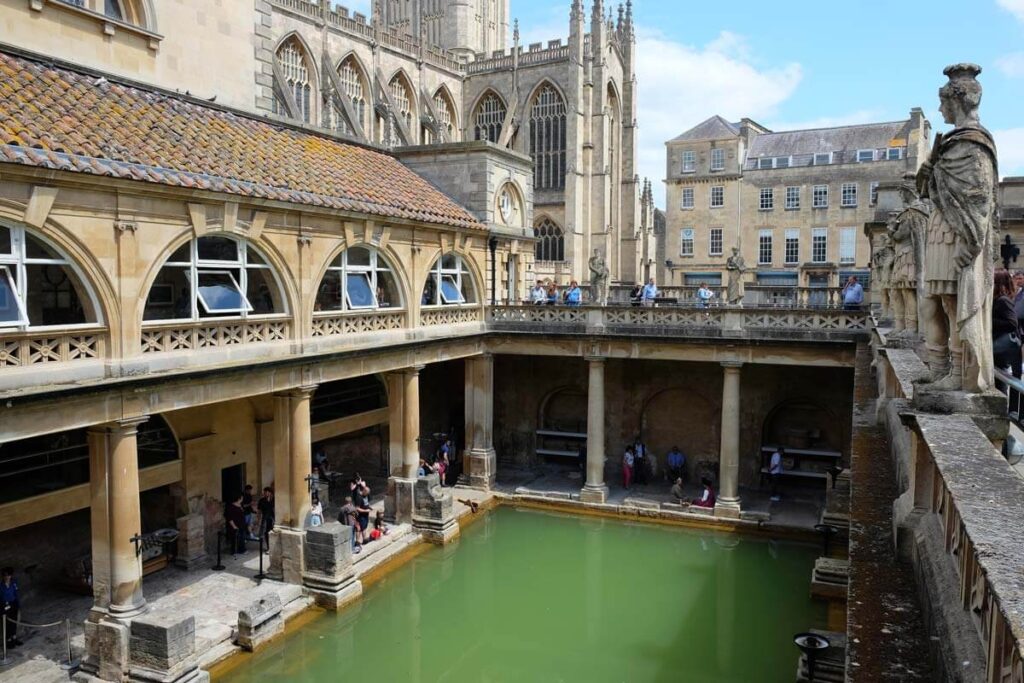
[617,4,624,31]
[592,0,604,23]
[513,18,520,46]
[571,0,584,19]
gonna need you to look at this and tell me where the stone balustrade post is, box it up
[715,362,743,518]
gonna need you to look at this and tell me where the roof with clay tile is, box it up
[0,48,483,231]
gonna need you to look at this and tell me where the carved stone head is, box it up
[939,63,982,126]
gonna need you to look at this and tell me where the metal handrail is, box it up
[995,367,1024,465]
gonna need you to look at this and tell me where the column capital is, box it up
[284,384,318,399]
[720,361,744,370]
[404,364,425,376]
[89,416,149,436]
[584,355,606,364]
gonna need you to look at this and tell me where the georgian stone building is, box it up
[664,110,931,290]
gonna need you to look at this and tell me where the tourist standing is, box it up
[1,567,21,648]
[633,439,648,485]
[355,485,372,539]
[666,446,686,482]
[565,280,583,307]
[241,484,258,542]
[546,282,559,305]
[641,278,659,307]
[530,280,547,304]
[224,494,247,555]
[629,282,643,306]
[622,448,635,489]
[769,447,784,502]
[310,494,323,527]
[696,282,714,308]
[339,496,362,552]
[257,487,275,549]
[842,276,864,311]
[992,269,1022,394]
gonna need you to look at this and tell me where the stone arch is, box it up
[0,203,114,331]
[470,89,508,144]
[430,84,459,141]
[103,0,158,31]
[332,51,372,135]
[760,398,844,454]
[384,68,417,146]
[310,240,410,314]
[137,230,298,325]
[526,79,568,191]
[538,384,587,433]
[418,248,485,308]
[273,31,319,124]
[533,215,565,263]
[639,387,719,472]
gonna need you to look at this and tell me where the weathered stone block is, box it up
[269,528,305,585]
[412,474,458,544]
[82,618,129,682]
[128,612,205,683]
[236,593,283,651]
[175,514,206,570]
[302,523,362,610]
[384,477,415,524]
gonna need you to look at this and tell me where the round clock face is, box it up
[499,188,514,223]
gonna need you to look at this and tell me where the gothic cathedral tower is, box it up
[374,0,510,59]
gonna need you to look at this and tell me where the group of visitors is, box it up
[338,474,387,554]
[418,437,454,485]
[670,477,716,508]
[628,278,660,306]
[621,438,665,489]
[993,269,1024,384]
[224,485,275,556]
[529,279,583,306]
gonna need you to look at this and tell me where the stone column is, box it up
[715,362,743,518]
[287,386,316,528]
[580,357,608,503]
[385,366,423,524]
[464,355,497,489]
[270,385,316,585]
[106,417,149,617]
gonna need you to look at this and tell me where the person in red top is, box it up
[692,478,716,508]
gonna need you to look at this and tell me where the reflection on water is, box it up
[217,507,825,683]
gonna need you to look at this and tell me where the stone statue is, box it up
[725,247,746,306]
[917,63,999,393]
[588,250,610,305]
[871,233,895,320]
[887,177,931,338]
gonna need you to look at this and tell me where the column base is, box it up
[81,613,129,682]
[108,600,149,622]
[413,519,460,545]
[714,499,742,519]
[268,528,305,585]
[384,477,416,524]
[304,575,363,611]
[579,485,609,504]
[463,448,496,490]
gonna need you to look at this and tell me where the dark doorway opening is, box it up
[221,462,246,504]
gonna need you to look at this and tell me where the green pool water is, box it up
[217,507,825,683]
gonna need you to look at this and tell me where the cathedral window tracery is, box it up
[534,218,565,263]
[474,92,506,144]
[274,37,314,124]
[529,84,567,191]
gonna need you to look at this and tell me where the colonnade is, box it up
[579,358,744,518]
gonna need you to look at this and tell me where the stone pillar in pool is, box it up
[82,417,149,680]
[463,354,497,489]
[385,366,423,524]
[715,362,743,518]
[580,357,608,503]
[270,385,317,585]
[302,522,363,609]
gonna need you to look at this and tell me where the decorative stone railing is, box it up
[311,310,406,337]
[420,306,484,327]
[608,285,850,308]
[0,327,107,368]
[487,305,869,337]
[140,318,290,354]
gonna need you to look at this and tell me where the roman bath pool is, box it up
[216,507,825,682]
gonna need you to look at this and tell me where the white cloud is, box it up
[997,0,1024,22]
[636,28,803,207]
[996,52,1024,78]
[994,128,1024,178]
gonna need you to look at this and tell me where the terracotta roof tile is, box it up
[0,50,483,231]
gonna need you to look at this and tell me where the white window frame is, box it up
[709,228,724,257]
[681,150,696,173]
[710,186,725,208]
[757,157,773,170]
[869,182,879,206]
[439,275,464,304]
[812,185,829,209]
[193,269,252,315]
[857,149,875,163]
[813,152,832,166]
[812,228,828,264]
[681,187,695,210]
[775,156,791,169]
[710,148,725,172]
[839,227,857,264]
[758,229,773,265]
[424,253,476,308]
[759,188,774,211]
[886,147,903,160]
[785,186,800,210]
[0,264,29,327]
[841,183,858,207]
[319,247,401,313]
[680,228,695,257]
[784,229,800,265]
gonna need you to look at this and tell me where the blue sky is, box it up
[348,0,1024,206]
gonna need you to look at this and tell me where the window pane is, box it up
[315,270,343,312]
[460,274,477,304]
[377,270,400,309]
[25,263,89,325]
[144,266,190,321]
[346,247,372,267]
[0,268,23,323]
[0,226,11,255]
[441,253,457,270]
[167,242,191,264]
[247,246,268,266]
[246,267,281,314]
[196,236,238,262]
[25,234,62,260]
[196,271,247,313]
[422,275,438,305]
[440,275,464,304]
[346,273,376,308]
[104,0,123,20]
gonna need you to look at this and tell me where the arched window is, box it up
[274,38,314,124]
[529,84,567,190]
[331,56,368,136]
[421,253,477,307]
[314,246,402,312]
[0,222,100,330]
[104,0,124,20]
[474,92,506,144]
[143,236,286,322]
[424,88,456,144]
[534,219,565,262]
[380,73,414,148]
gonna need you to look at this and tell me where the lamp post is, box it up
[793,632,830,681]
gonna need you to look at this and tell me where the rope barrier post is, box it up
[212,530,225,571]
[0,614,8,667]
[255,533,266,582]
[60,618,79,671]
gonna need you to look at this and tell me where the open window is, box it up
[314,246,402,313]
[144,235,286,322]
[0,222,101,331]
[422,253,477,307]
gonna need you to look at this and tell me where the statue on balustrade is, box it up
[725,247,746,306]
[887,175,931,338]
[917,63,999,393]
[871,232,895,320]
[588,250,610,306]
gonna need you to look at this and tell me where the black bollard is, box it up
[255,533,266,581]
[212,530,226,571]
[814,523,839,557]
